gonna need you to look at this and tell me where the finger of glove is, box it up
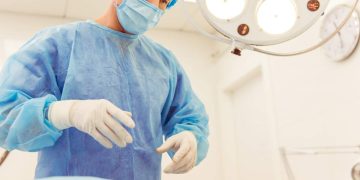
[105,115,133,144]
[165,150,193,173]
[173,151,196,173]
[90,129,113,149]
[98,122,126,148]
[156,137,176,154]
[171,160,195,174]
[172,141,191,163]
[106,102,135,128]
[124,111,132,117]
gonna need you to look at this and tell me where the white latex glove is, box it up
[48,99,135,149]
[156,131,197,174]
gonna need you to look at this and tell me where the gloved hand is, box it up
[156,131,197,174]
[48,99,135,149]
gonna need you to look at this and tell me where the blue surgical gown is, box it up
[0,21,209,180]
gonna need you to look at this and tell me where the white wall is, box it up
[0,12,222,180]
[215,1,360,180]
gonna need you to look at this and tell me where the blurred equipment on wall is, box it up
[352,162,360,180]
[320,5,360,62]
[0,150,9,166]
[281,145,360,180]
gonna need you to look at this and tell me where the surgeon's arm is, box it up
[0,30,71,152]
[161,58,209,165]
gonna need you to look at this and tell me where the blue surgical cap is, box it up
[167,0,177,9]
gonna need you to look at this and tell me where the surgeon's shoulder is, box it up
[29,22,81,45]
[140,36,180,67]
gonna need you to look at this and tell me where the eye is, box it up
[160,0,169,5]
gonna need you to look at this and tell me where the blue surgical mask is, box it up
[114,0,164,35]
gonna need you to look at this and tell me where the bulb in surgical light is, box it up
[257,0,297,34]
[206,0,246,20]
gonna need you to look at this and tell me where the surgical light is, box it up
[205,0,246,20]
[187,0,359,56]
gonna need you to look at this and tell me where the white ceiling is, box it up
[0,0,215,33]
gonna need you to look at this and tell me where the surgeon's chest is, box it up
[64,49,171,112]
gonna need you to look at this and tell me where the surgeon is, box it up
[0,0,209,179]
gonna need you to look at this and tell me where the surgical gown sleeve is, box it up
[0,27,73,152]
[162,53,209,165]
